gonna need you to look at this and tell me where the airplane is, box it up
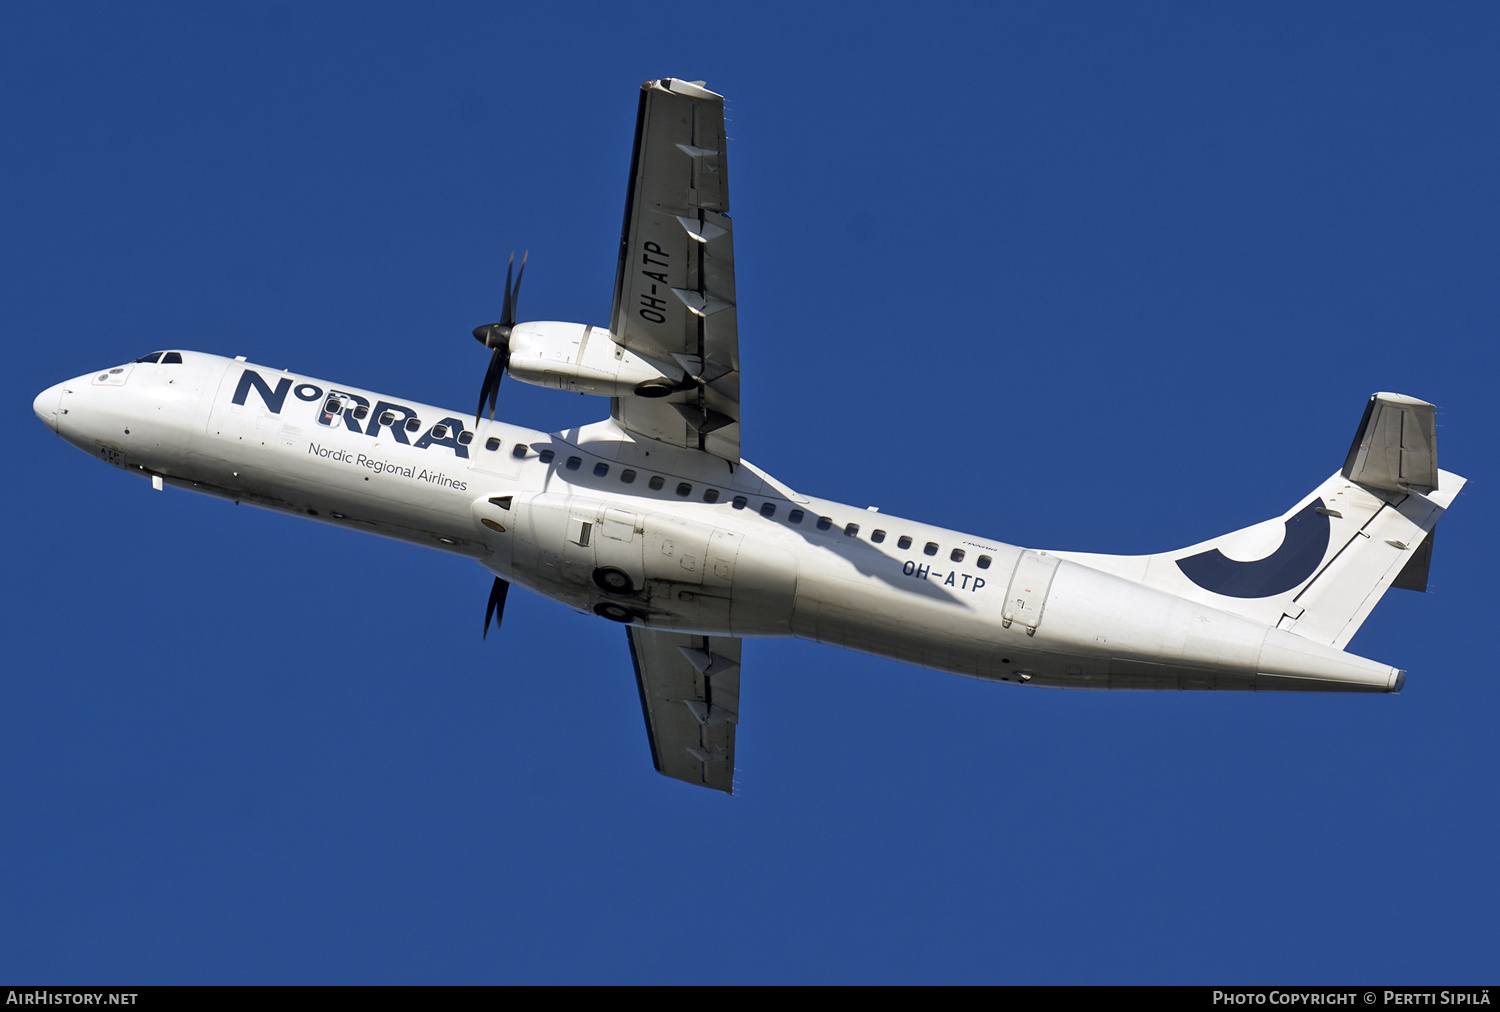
[32,78,1465,793]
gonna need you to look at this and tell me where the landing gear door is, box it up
[1002,551,1060,635]
[595,508,647,593]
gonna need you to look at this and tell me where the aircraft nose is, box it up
[33,382,66,433]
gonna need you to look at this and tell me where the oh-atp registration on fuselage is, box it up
[34,79,1465,793]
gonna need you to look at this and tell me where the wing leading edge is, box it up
[610,78,740,463]
[626,628,742,793]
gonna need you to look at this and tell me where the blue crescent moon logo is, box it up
[1175,499,1331,598]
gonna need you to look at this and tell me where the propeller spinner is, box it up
[472,251,527,425]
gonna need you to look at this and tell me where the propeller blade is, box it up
[500,253,516,328]
[472,250,528,423]
[483,576,510,639]
[486,350,504,420]
[475,346,506,425]
[504,251,528,326]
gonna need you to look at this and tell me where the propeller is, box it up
[472,251,527,426]
[483,576,510,639]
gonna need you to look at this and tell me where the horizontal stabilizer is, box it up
[1342,392,1438,494]
[1391,523,1435,592]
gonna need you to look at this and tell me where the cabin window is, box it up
[924,542,938,556]
[354,405,369,420]
[732,496,748,509]
[871,529,886,543]
[404,417,421,432]
[538,449,555,464]
[431,424,449,439]
[380,411,396,426]
[485,437,501,451]
[950,549,965,563]
[648,475,665,490]
[564,455,581,471]
[675,482,692,497]
[511,443,528,458]
[897,536,913,550]
[703,489,719,503]
[978,555,992,569]
[760,502,776,518]
[620,469,636,484]
[324,396,341,414]
[457,430,473,445]
[816,516,832,531]
[845,523,860,537]
[789,509,804,524]
[593,462,609,477]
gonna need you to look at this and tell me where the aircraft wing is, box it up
[610,78,740,463]
[626,628,741,793]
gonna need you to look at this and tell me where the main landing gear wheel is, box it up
[592,567,636,595]
[593,601,635,623]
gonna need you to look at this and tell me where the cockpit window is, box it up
[161,352,183,364]
[135,352,163,364]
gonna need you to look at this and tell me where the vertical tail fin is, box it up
[1055,394,1465,648]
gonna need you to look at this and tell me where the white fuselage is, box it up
[33,351,1403,693]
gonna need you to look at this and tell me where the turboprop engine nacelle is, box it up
[505,321,683,398]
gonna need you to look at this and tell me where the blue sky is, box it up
[5,2,1497,984]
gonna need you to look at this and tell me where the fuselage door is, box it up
[1002,550,1060,636]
